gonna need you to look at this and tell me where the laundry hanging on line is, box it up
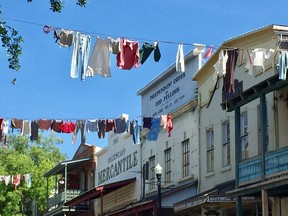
[0,112,174,146]
[0,173,31,189]
[209,46,279,109]
[0,117,140,145]
[212,47,276,94]
[43,26,216,81]
[143,114,173,141]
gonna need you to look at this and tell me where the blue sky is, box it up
[0,0,287,159]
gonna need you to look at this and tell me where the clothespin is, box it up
[53,28,61,43]
[11,78,16,85]
[154,41,159,47]
[43,25,51,34]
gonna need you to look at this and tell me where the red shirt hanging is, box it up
[117,38,140,70]
[166,114,173,137]
[59,121,76,133]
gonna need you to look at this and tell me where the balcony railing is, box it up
[47,189,83,211]
[239,146,288,186]
[265,147,288,176]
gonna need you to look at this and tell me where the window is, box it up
[222,120,231,167]
[182,139,190,178]
[240,112,249,160]
[164,148,171,182]
[149,156,155,190]
[206,128,214,172]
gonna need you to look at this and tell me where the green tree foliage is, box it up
[0,0,88,72]
[0,16,23,71]
[0,133,65,216]
[27,0,89,13]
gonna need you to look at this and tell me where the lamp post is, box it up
[155,163,162,216]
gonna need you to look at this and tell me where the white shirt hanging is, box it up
[245,48,275,75]
[213,49,228,77]
[176,43,185,72]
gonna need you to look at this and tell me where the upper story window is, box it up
[206,128,214,172]
[240,111,249,160]
[182,139,190,178]
[149,156,155,190]
[222,120,231,167]
[164,148,172,183]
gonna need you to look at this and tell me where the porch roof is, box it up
[226,175,288,197]
[45,157,91,177]
[174,180,236,213]
[222,74,288,112]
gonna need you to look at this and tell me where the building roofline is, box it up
[95,147,108,156]
[45,157,91,177]
[193,24,288,81]
[137,50,196,95]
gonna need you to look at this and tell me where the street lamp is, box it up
[155,163,162,216]
[58,177,65,185]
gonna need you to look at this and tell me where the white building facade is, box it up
[94,127,142,215]
[58,25,288,216]
[137,51,201,215]
[175,25,288,216]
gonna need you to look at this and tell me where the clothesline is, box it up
[1,115,142,122]
[7,16,283,83]
[0,114,174,144]
[5,17,281,51]
[5,16,285,65]
[3,17,217,47]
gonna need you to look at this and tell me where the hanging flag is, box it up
[203,45,214,59]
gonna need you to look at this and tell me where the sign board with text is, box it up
[139,55,199,117]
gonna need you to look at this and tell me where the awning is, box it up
[174,180,235,213]
[174,180,261,213]
[174,195,259,213]
[227,175,288,197]
[45,157,91,177]
[65,177,136,207]
[107,200,157,216]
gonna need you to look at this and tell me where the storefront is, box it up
[174,181,260,216]
[65,177,137,215]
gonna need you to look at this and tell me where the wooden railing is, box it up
[239,146,288,185]
[47,189,82,211]
[265,147,288,176]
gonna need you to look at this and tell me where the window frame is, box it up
[182,139,190,178]
[206,128,214,173]
[222,120,231,167]
[164,148,172,182]
[148,156,155,190]
[240,111,249,160]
